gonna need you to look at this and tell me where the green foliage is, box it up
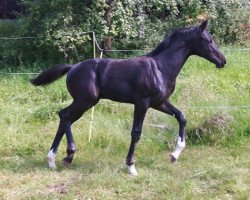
[0,20,20,66]
[0,0,249,69]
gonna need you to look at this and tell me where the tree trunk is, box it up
[103,0,115,50]
[103,37,112,50]
[136,1,145,39]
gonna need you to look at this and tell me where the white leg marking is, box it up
[171,136,185,160]
[47,149,57,169]
[127,164,138,176]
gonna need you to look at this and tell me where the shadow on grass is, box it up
[0,154,128,175]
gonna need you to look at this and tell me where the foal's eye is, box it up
[201,34,212,44]
[204,37,212,44]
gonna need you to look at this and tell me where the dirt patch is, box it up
[47,183,68,194]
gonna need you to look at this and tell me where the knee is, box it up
[67,147,76,154]
[58,110,72,125]
[58,109,66,119]
[134,136,141,143]
[177,112,187,126]
[181,114,187,125]
[132,129,141,143]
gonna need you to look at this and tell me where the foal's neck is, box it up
[154,44,192,81]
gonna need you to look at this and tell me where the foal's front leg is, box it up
[153,100,187,162]
[126,100,149,175]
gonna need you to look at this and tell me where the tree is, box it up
[1,0,249,68]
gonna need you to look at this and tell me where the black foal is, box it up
[32,20,226,175]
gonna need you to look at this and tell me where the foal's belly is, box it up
[99,82,135,103]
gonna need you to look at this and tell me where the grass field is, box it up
[0,49,249,199]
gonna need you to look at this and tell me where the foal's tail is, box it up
[30,64,72,86]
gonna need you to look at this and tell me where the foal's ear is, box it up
[199,19,208,32]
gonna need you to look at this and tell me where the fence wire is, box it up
[1,33,249,111]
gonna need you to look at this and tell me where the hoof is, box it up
[47,157,57,169]
[127,164,138,176]
[62,158,71,167]
[47,150,56,169]
[170,153,177,163]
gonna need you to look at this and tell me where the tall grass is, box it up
[0,49,249,199]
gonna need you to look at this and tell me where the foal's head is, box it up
[189,20,226,68]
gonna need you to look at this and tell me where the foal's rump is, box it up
[66,59,100,100]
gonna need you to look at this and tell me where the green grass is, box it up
[0,49,249,199]
[0,145,249,199]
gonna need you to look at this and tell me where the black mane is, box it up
[148,25,198,56]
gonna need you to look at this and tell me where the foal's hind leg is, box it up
[47,107,68,168]
[47,99,97,168]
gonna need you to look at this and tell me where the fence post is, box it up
[88,32,102,142]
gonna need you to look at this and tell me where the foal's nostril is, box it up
[222,54,227,65]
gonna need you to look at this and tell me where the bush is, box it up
[187,112,234,145]
[0,0,249,70]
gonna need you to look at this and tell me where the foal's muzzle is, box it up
[216,59,226,68]
[213,51,226,68]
